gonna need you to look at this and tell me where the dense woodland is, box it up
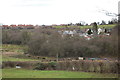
[2,24,119,58]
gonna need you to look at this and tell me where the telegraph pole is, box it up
[56,53,58,62]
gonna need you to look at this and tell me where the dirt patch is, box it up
[2,52,23,56]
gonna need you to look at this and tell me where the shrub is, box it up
[34,63,47,70]
[2,61,15,68]
[48,62,57,70]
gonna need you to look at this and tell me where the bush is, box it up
[48,62,57,70]
[56,60,119,74]
[34,63,47,70]
[2,61,15,68]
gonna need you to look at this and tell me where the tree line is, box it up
[2,24,119,58]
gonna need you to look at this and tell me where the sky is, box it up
[0,0,119,25]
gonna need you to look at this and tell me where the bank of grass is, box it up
[1,44,38,61]
[53,24,116,29]
[2,44,27,52]
[2,68,118,78]
[2,55,39,61]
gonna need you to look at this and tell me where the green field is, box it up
[2,44,40,61]
[53,24,116,29]
[2,44,27,52]
[2,68,117,78]
[2,55,39,61]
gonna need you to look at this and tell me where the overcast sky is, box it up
[0,0,119,25]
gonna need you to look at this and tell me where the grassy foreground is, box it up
[2,68,117,78]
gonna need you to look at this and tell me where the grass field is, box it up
[2,55,39,61]
[2,44,27,52]
[1,44,40,61]
[53,24,116,29]
[2,68,118,78]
